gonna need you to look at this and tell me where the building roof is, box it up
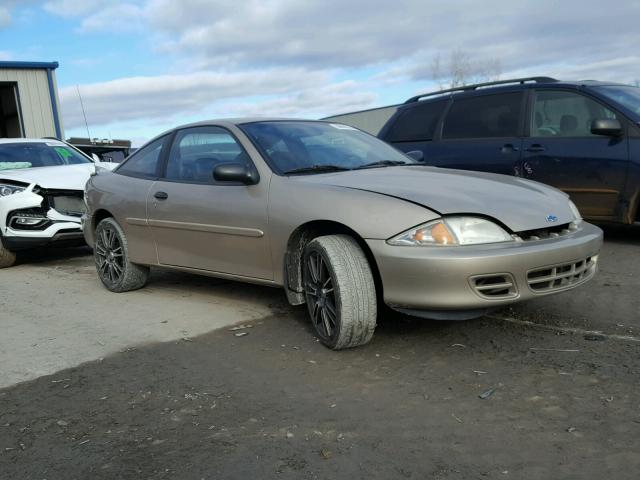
[0,61,59,70]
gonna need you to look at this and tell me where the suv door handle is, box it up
[500,143,519,153]
[525,144,546,153]
[154,191,169,200]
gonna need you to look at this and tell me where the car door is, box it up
[111,134,170,265]
[425,91,525,176]
[146,125,273,280]
[522,89,629,219]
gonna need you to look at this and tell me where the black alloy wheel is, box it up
[304,250,338,341]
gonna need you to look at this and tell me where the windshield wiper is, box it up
[284,164,352,175]
[354,160,411,169]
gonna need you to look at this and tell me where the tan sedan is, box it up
[83,119,602,349]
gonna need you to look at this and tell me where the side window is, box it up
[164,126,249,183]
[442,92,523,139]
[385,100,447,142]
[116,136,165,178]
[531,90,619,137]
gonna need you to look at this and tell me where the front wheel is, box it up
[303,235,377,350]
[0,236,16,268]
[94,217,149,292]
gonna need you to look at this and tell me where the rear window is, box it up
[385,101,447,142]
[442,92,523,139]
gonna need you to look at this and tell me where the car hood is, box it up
[0,163,101,190]
[295,166,575,232]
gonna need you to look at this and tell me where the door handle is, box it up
[500,143,520,153]
[525,144,546,153]
[154,191,169,200]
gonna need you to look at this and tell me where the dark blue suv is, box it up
[376,77,640,225]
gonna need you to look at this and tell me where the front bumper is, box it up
[367,222,603,315]
[1,186,87,251]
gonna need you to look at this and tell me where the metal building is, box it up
[0,61,64,139]
[323,104,400,136]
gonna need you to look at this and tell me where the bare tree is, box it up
[430,49,502,90]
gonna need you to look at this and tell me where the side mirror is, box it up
[213,162,259,185]
[406,150,424,162]
[91,153,101,162]
[591,118,623,137]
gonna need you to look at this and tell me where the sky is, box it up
[1,0,639,146]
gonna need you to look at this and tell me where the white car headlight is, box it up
[388,216,513,246]
[0,183,26,196]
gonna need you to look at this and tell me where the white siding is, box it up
[324,105,400,136]
[0,68,62,138]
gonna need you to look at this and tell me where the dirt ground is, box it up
[1,225,639,479]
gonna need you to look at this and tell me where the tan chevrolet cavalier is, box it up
[83,119,603,349]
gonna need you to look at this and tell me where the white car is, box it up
[0,138,115,268]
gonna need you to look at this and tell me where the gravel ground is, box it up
[0,225,638,479]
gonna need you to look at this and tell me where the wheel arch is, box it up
[283,220,382,305]
[93,208,114,232]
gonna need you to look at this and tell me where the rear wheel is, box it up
[0,236,16,268]
[94,217,149,292]
[303,235,377,350]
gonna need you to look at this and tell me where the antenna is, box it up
[76,85,92,140]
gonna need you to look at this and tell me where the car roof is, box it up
[403,78,632,106]
[143,118,336,146]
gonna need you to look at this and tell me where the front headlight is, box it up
[388,216,514,246]
[0,183,26,196]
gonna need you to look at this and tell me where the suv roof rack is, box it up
[404,76,558,104]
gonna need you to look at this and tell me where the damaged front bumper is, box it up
[0,184,85,251]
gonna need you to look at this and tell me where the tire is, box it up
[0,236,17,268]
[303,234,377,350]
[94,217,149,292]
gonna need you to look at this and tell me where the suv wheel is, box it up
[0,236,16,268]
[303,235,377,349]
[94,217,149,292]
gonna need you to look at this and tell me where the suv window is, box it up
[386,100,447,142]
[117,136,165,178]
[443,92,523,139]
[164,126,248,183]
[531,90,619,137]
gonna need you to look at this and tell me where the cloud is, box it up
[59,68,374,130]
[44,1,145,32]
[0,50,12,60]
[43,0,112,17]
[0,7,10,28]
[217,81,377,118]
[142,0,640,81]
[50,0,640,141]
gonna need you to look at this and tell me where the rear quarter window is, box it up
[385,100,447,142]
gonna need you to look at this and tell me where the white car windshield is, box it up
[0,142,92,171]
[241,121,417,174]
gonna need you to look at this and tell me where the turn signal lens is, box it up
[388,220,458,246]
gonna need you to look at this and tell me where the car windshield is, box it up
[0,142,92,171]
[593,85,640,115]
[240,121,416,174]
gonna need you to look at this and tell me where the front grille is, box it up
[470,273,518,299]
[527,256,597,293]
[49,195,86,217]
[517,222,578,241]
